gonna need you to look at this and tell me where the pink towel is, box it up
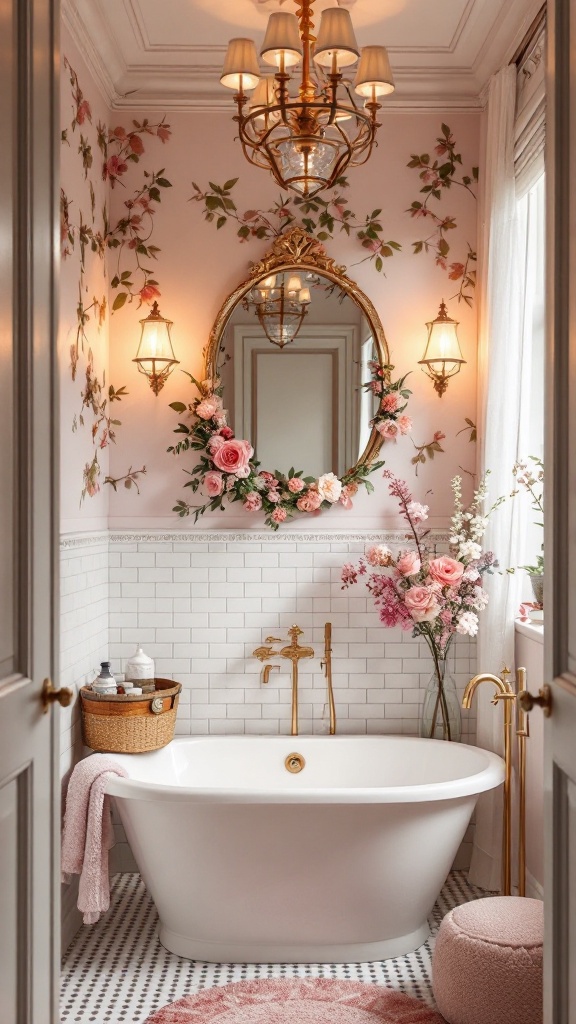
[61,754,128,924]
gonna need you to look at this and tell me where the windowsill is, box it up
[515,618,544,645]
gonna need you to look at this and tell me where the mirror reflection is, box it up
[217,270,379,480]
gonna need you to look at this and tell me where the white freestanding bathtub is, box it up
[105,735,504,963]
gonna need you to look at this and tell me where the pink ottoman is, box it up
[432,897,543,1024]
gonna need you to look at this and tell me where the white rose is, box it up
[317,472,342,503]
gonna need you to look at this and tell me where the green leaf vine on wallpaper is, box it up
[411,430,446,475]
[190,177,402,274]
[407,123,478,305]
[62,58,173,503]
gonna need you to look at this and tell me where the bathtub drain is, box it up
[285,753,305,773]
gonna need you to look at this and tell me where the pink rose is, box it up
[382,393,399,413]
[235,465,251,479]
[204,471,223,497]
[272,506,287,523]
[287,477,305,493]
[397,415,412,435]
[404,586,441,623]
[243,491,262,512]
[138,283,161,304]
[428,556,464,588]
[219,426,234,440]
[196,396,223,421]
[317,472,342,503]
[376,420,400,440]
[297,489,323,513]
[212,438,253,475]
[396,550,421,576]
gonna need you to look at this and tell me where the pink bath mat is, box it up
[143,978,444,1024]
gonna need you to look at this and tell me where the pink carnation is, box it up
[196,395,223,420]
[297,489,323,513]
[243,491,262,512]
[287,477,305,493]
[382,392,399,412]
[271,506,287,523]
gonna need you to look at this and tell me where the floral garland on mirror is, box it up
[168,364,411,531]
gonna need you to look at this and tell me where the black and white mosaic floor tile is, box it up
[60,871,486,1023]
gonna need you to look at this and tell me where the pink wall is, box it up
[60,33,481,534]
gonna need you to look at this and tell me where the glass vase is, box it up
[419,657,461,742]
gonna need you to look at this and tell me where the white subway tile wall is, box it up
[60,534,110,783]
[105,532,476,741]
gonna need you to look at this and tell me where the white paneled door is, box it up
[545,2,576,1021]
[0,1,61,1022]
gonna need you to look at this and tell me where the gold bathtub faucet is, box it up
[253,625,314,735]
[461,668,516,896]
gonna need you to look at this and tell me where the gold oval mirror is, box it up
[206,228,389,476]
[171,228,411,529]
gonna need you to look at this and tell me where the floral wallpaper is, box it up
[60,26,480,531]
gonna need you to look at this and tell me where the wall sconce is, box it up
[133,301,179,396]
[418,300,465,397]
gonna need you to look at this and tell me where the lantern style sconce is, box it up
[419,300,466,397]
[133,301,179,396]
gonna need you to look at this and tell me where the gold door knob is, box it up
[41,677,73,714]
[518,684,552,717]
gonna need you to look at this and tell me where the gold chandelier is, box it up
[220,1,394,198]
[244,272,311,348]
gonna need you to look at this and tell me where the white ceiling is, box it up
[63,0,544,111]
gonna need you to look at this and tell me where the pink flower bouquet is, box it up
[342,472,503,739]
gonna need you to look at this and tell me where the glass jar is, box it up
[419,657,461,742]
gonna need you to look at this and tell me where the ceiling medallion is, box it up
[220,0,394,198]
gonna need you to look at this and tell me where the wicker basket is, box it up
[80,678,181,754]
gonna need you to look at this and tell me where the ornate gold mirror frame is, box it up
[169,228,411,529]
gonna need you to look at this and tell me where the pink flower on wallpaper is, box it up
[76,99,91,125]
[396,550,421,576]
[397,415,413,435]
[243,491,262,512]
[138,284,161,304]
[287,477,305,493]
[211,438,253,476]
[157,124,172,143]
[271,506,287,524]
[129,134,144,155]
[104,154,128,184]
[204,471,224,497]
[428,556,464,588]
[404,585,441,623]
[111,126,127,140]
[296,489,322,513]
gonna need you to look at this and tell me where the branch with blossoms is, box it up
[341,470,504,739]
[63,56,92,133]
[407,123,478,306]
[168,363,411,531]
[73,347,128,453]
[105,466,147,494]
[190,177,401,275]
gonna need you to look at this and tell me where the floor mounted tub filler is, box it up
[105,735,504,964]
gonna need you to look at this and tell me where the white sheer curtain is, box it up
[469,65,528,891]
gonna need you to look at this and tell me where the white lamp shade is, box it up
[314,8,359,68]
[422,320,464,366]
[261,12,303,68]
[136,313,175,371]
[249,75,280,120]
[220,38,261,91]
[298,287,311,304]
[286,274,302,293]
[354,46,395,97]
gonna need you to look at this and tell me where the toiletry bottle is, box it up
[93,661,117,694]
[125,644,155,691]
